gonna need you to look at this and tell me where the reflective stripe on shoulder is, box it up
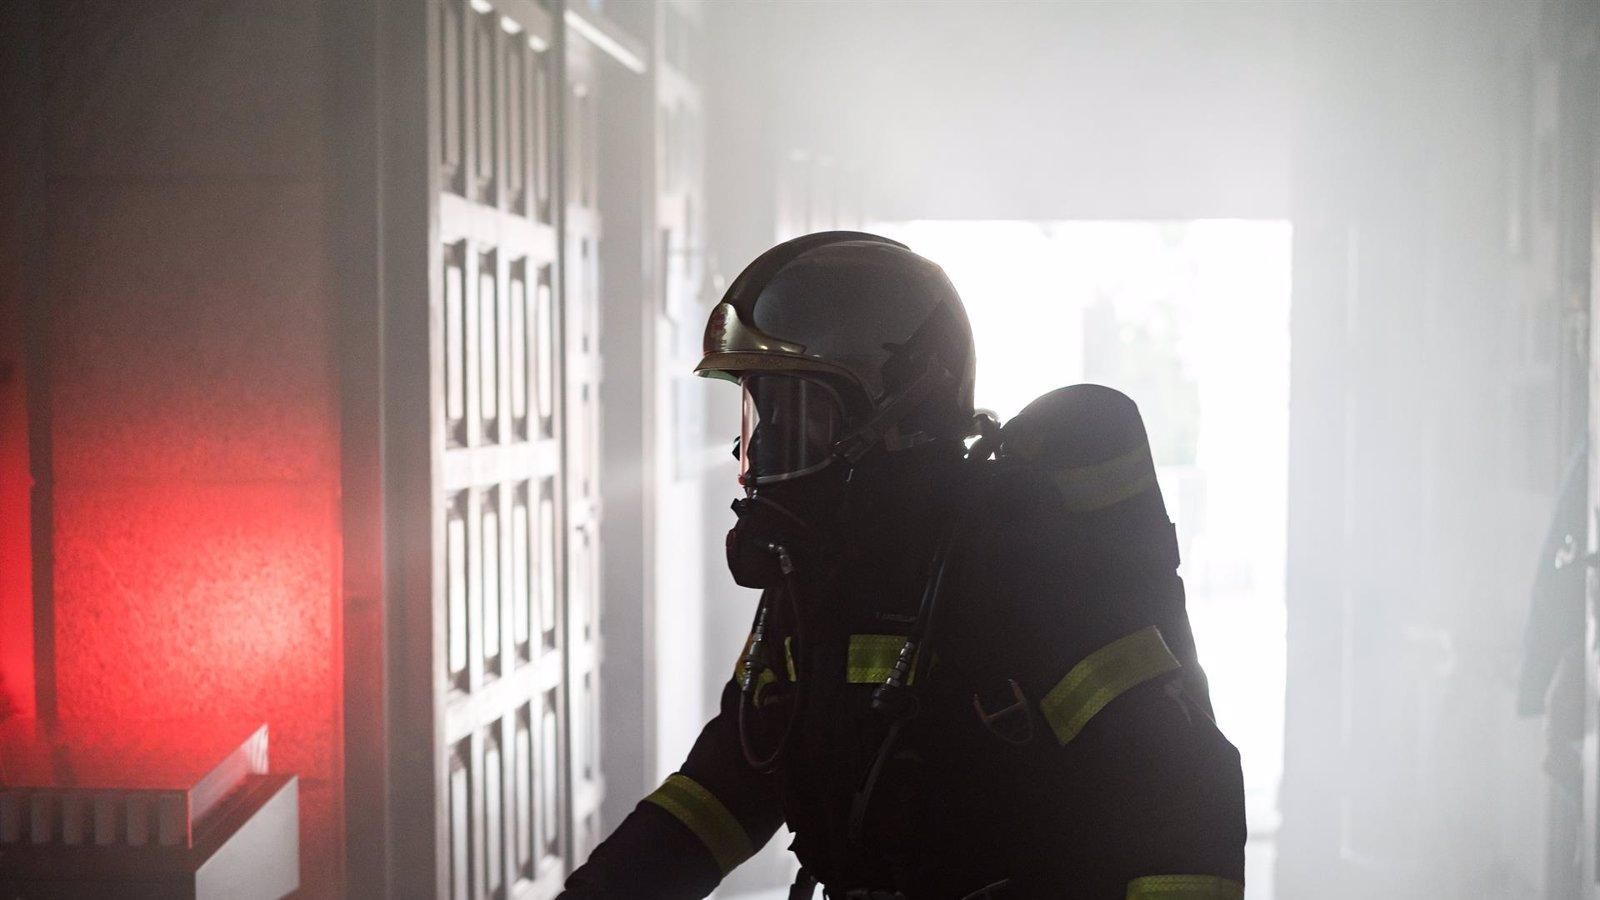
[1039,625,1181,745]
[1125,875,1244,899]
[846,634,916,685]
[642,774,756,875]
[1050,445,1159,512]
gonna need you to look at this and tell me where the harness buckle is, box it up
[971,679,1035,745]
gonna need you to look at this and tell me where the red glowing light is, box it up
[1,321,33,724]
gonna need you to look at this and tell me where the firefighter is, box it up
[560,232,1246,899]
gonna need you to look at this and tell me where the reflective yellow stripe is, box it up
[733,634,797,699]
[642,774,756,875]
[1126,875,1244,899]
[732,632,754,682]
[745,633,915,686]
[751,668,778,705]
[1051,445,1158,512]
[846,634,916,685]
[1040,626,1180,745]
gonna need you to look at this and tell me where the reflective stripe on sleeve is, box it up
[1125,875,1244,899]
[642,774,756,875]
[846,634,916,685]
[1039,625,1181,745]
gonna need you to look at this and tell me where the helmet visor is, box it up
[740,374,844,485]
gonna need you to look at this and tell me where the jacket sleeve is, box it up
[559,677,786,899]
[1011,661,1248,898]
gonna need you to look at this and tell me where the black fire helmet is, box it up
[697,231,977,487]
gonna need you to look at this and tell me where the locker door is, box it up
[1588,120,1600,896]
[434,2,569,897]
[562,26,605,865]
[1586,61,1600,900]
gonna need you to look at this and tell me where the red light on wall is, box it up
[39,178,347,893]
[1,316,33,723]
[50,482,342,889]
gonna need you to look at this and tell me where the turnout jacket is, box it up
[561,448,1246,900]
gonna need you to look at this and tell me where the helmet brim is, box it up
[695,351,863,393]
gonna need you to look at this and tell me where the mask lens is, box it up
[739,375,843,484]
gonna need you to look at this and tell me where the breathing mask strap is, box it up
[833,360,952,465]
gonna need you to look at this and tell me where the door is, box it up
[433,1,573,896]
[561,25,605,866]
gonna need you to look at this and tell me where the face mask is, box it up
[725,470,847,589]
